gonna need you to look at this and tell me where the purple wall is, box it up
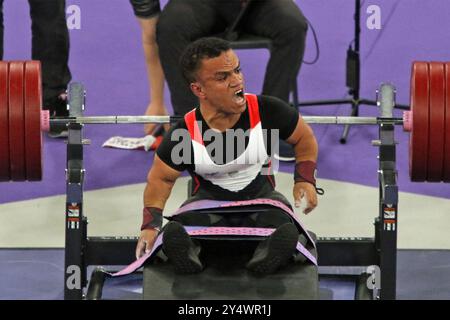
[1,0,449,203]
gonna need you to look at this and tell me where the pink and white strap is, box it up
[109,225,316,277]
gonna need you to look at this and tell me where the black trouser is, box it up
[0,0,71,110]
[169,185,308,264]
[172,208,292,229]
[171,182,294,229]
[156,0,308,115]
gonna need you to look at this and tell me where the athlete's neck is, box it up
[199,104,242,132]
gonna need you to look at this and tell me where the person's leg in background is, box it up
[244,0,307,104]
[156,0,223,116]
[129,0,169,135]
[28,0,71,118]
[244,0,308,160]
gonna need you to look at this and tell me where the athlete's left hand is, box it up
[293,182,318,214]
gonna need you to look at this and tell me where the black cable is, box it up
[302,18,320,65]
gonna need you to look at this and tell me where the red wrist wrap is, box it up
[294,161,324,195]
[294,161,317,185]
[141,207,163,231]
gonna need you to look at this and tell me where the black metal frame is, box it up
[315,122,398,299]
[63,83,139,300]
[298,0,408,144]
[64,83,87,300]
[63,83,398,300]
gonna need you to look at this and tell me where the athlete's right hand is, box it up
[135,228,159,259]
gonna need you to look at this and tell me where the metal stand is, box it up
[63,83,86,300]
[376,84,398,299]
[63,83,137,300]
[316,84,398,300]
[298,0,408,144]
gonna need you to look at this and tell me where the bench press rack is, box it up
[62,83,398,300]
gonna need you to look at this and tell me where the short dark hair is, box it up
[180,37,232,83]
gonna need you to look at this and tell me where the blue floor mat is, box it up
[0,249,449,300]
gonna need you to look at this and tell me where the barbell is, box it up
[0,60,449,183]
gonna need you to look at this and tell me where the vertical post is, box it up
[64,83,86,300]
[353,0,361,97]
[376,84,398,300]
[341,0,362,143]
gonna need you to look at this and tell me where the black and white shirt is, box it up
[157,94,299,199]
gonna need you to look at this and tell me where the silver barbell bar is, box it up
[49,115,405,126]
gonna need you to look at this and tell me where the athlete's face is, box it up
[191,49,246,115]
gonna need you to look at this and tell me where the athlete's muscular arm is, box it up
[135,155,182,258]
[286,116,319,214]
[144,155,182,208]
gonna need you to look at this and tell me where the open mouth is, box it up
[233,89,246,105]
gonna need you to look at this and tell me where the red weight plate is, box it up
[444,63,450,182]
[409,62,430,182]
[24,61,43,181]
[0,62,9,181]
[427,62,445,182]
[8,62,26,181]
